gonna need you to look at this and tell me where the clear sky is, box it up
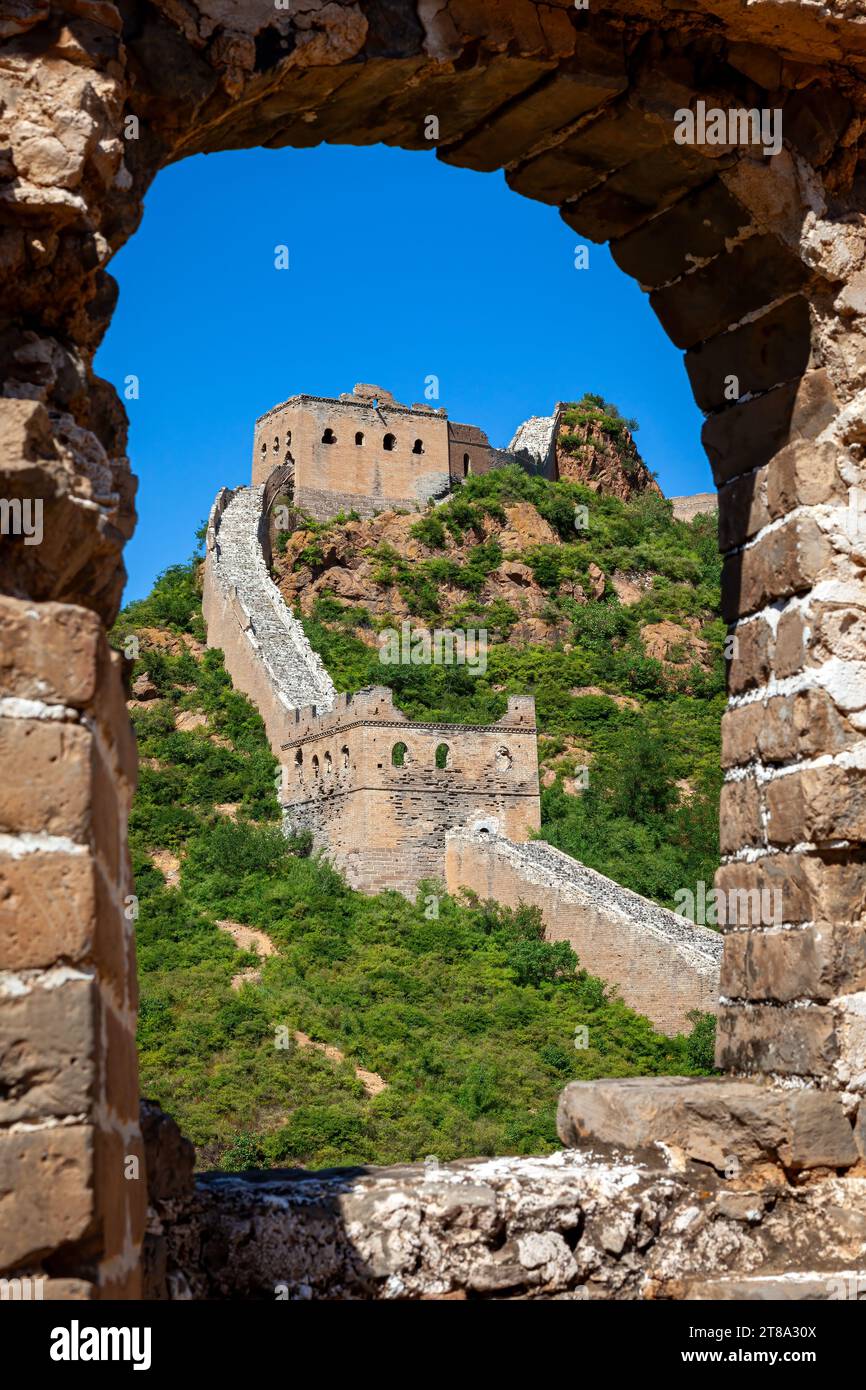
[95,143,713,603]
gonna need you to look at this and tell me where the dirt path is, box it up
[294,1030,387,1097]
[217,919,277,957]
[150,848,181,887]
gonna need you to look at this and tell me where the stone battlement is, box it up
[280,685,536,747]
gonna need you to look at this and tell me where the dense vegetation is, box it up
[116,528,718,1171]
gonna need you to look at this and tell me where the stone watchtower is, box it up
[252,382,501,520]
[278,687,541,895]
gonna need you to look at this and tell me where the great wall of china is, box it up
[4,0,866,1301]
[201,420,722,1033]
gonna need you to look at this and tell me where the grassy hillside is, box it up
[115,537,717,1171]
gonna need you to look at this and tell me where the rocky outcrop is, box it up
[556,403,661,502]
[275,501,567,644]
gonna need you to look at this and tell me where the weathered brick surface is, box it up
[727,616,773,694]
[722,515,833,620]
[651,235,808,351]
[611,179,751,288]
[716,1003,839,1077]
[0,1126,95,1271]
[720,922,866,1003]
[0,720,93,839]
[0,973,97,1124]
[721,689,859,767]
[766,766,866,846]
[686,297,812,415]
[442,56,627,173]
[0,598,101,706]
[705,370,839,487]
[102,1001,141,1125]
[719,776,763,854]
[718,472,770,553]
[774,605,807,678]
[0,850,95,970]
[766,439,846,517]
[720,439,847,551]
[557,1076,857,1178]
[96,1127,147,1259]
[716,854,866,929]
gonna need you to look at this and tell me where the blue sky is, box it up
[95,143,712,603]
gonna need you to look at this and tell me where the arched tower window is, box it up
[412,438,424,455]
[383,433,396,451]
[435,743,450,770]
[312,754,320,778]
[286,430,292,447]
[496,746,512,772]
[322,427,336,444]
[294,749,303,771]
[355,431,364,446]
[324,752,333,775]
[341,745,350,770]
[391,742,409,768]
[273,435,280,453]
[463,454,470,477]
[260,440,267,456]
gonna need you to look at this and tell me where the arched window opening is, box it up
[324,752,333,775]
[412,438,424,455]
[391,741,409,768]
[383,433,396,451]
[355,431,364,446]
[496,746,512,772]
[341,745,350,770]
[322,427,336,444]
[260,440,267,455]
[273,436,279,453]
[286,430,292,447]
[294,749,303,770]
[435,743,450,770]
[463,453,470,477]
[312,754,320,778]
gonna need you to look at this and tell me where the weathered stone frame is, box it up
[2,0,866,1296]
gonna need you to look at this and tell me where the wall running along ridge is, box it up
[4,0,866,1298]
[201,484,337,750]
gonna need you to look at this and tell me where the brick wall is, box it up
[0,599,145,1296]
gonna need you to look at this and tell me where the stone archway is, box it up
[2,1,866,1297]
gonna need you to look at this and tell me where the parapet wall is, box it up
[144,1094,866,1301]
[445,831,722,1035]
[279,687,541,894]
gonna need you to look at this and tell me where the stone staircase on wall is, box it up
[202,485,336,752]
